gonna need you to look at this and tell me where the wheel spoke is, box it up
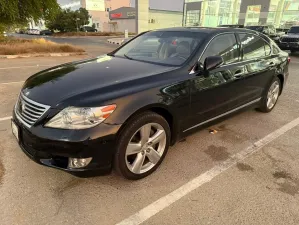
[267,98,272,108]
[149,129,165,145]
[271,95,277,105]
[272,85,279,94]
[126,143,142,155]
[140,124,151,146]
[146,148,161,164]
[131,153,146,173]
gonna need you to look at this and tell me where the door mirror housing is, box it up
[203,56,224,71]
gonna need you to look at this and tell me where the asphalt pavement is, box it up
[0,47,299,225]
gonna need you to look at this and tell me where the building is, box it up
[183,0,299,29]
[108,7,183,33]
[58,0,131,31]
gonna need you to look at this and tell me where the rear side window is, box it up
[239,33,271,60]
[200,33,239,64]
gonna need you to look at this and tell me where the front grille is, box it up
[281,37,299,43]
[15,93,50,128]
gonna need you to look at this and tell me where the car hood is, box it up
[283,33,299,38]
[22,55,175,107]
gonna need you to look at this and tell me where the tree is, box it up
[0,0,60,33]
[46,7,91,32]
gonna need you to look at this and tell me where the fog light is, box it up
[68,157,92,169]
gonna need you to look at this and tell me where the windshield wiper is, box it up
[124,54,134,60]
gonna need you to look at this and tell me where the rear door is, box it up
[236,32,276,102]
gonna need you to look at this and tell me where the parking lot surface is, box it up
[1,53,299,225]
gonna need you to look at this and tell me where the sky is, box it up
[131,0,184,11]
[58,0,185,12]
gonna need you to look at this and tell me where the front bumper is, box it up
[12,111,122,177]
[278,42,299,50]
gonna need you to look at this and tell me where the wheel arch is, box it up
[116,104,179,146]
[277,74,284,94]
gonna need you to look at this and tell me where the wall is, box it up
[107,19,136,33]
[148,10,183,30]
[81,0,131,31]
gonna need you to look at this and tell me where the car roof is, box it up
[151,27,258,35]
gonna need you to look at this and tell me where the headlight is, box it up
[45,105,116,129]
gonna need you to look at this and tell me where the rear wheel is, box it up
[114,112,171,180]
[258,77,281,113]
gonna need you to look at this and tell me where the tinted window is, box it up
[114,31,206,66]
[272,43,280,54]
[239,33,271,60]
[201,34,239,64]
[246,26,264,32]
[289,27,299,33]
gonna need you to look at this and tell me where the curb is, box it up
[107,38,124,45]
[0,52,87,59]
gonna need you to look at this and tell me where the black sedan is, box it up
[12,27,290,179]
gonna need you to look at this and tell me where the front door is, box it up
[183,33,244,131]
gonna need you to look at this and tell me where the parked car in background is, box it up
[279,26,299,53]
[40,30,52,36]
[245,25,282,43]
[218,24,244,28]
[12,27,290,180]
[80,26,97,32]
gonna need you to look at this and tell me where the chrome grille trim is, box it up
[280,37,299,43]
[15,93,51,128]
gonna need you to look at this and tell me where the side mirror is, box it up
[204,56,224,71]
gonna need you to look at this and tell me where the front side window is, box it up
[114,31,206,66]
[200,33,239,64]
[239,33,271,60]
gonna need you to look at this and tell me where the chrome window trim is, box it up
[189,31,273,75]
[183,98,261,133]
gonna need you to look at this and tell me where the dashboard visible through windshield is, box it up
[114,31,207,66]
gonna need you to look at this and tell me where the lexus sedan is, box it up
[12,27,290,179]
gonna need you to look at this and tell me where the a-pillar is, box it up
[136,0,149,33]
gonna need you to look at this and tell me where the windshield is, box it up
[246,26,264,32]
[288,27,299,34]
[114,31,206,66]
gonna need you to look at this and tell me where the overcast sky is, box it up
[58,0,184,11]
[131,0,184,11]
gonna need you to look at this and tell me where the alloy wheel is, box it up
[266,81,280,110]
[125,123,167,174]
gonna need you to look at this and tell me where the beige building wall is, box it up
[148,10,183,30]
[81,0,131,31]
[107,19,136,33]
[136,0,149,33]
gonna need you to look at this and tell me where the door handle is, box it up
[267,61,275,66]
[234,70,243,79]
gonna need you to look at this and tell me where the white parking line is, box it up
[0,116,12,122]
[0,65,53,70]
[116,116,299,225]
[0,81,24,85]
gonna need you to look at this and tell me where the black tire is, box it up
[114,112,171,180]
[290,50,296,53]
[258,77,281,113]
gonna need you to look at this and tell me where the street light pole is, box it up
[76,18,80,31]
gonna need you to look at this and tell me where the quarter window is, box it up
[239,33,271,60]
[201,34,239,64]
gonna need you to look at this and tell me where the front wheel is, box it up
[114,112,171,180]
[258,77,281,113]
